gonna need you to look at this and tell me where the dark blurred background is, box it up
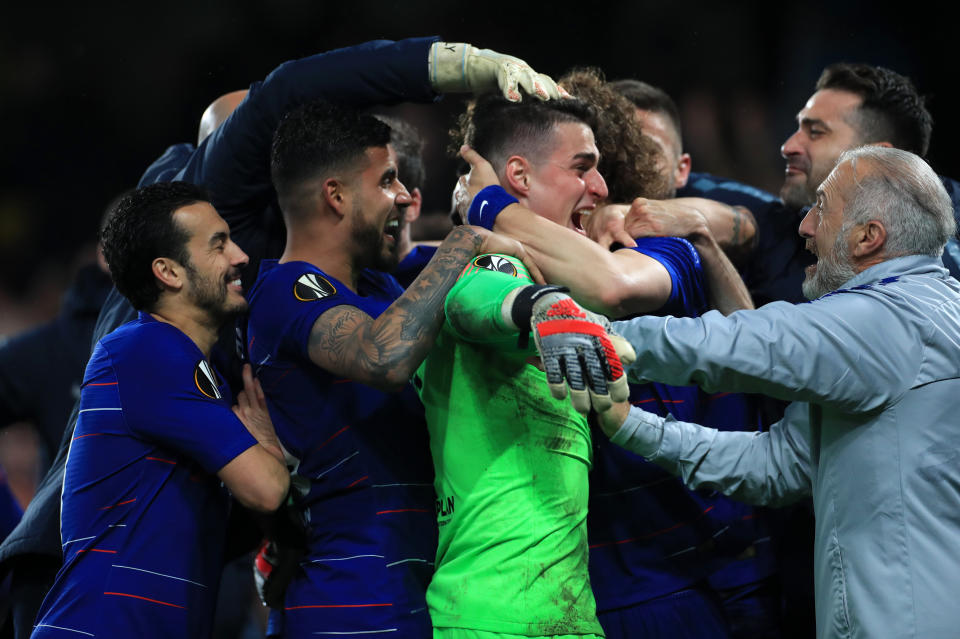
[0,0,952,339]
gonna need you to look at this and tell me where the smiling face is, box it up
[172,201,249,322]
[781,89,864,211]
[522,122,609,234]
[347,144,412,271]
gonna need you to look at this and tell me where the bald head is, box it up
[197,90,248,145]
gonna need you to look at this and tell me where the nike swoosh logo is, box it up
[480,200,488,216]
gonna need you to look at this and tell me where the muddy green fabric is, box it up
[414,254,603,636]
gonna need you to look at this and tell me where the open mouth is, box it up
[226,274,243,293]
[571,210,588,235]
[384,217,401,242]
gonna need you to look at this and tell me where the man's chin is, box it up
[780,181,815,211]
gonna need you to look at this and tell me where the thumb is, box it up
[459,144,483,168]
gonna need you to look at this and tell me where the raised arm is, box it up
[595,401,814,507]
[306,226,533,391]
[586,199,754,314]
[612,285,922,413]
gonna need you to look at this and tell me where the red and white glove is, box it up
[506,285,636,413]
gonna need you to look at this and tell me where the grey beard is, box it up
[802,237,858,300]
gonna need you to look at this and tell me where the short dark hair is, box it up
[562,70,672,202]
[99,181,208,311]
[452,92,600,175]
[816,63,932,157]
[611,79,683,148]
[376,115,426,191]
[271,100,392,215]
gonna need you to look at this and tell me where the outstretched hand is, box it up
[429,42,570,102]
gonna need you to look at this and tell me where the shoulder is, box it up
[680,172,780,209]
[137,144,196,186]
[101,316,209,386]
[250,260,344,305]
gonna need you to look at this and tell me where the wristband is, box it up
[467,185,518,229]
[511,285,569,349]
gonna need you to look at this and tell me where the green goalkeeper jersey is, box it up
[413,254,603,636]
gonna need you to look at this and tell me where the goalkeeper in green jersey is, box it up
[414,252,633,638]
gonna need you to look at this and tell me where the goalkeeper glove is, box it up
[429,42,563,101]
[505,285,636,413]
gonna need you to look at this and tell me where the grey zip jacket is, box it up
[610,255,960,639]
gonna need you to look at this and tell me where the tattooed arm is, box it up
[673,198,757,262]
[306,225,533,391]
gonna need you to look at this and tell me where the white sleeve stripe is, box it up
[110,564,207,588]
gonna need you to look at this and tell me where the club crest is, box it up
[473,254,518,276]
[194,359,222,399]
[294,273,336,301]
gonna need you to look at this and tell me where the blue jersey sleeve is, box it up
[107,321,257,474]
[249,261,368,362]
[625,237,707,317]
[161,38,439,234]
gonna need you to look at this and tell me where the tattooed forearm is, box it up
[731,206,743,245]
[307,225,483,391]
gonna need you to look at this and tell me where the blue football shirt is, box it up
[246,260,435,638]
[32,313,257,638]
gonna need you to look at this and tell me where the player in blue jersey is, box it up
[0,38,562,639]
[30,182,290,639]
[245,100,531,637]
[602,78,782,638]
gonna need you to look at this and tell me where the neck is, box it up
[280,218,359,292]
[149,303,221,358]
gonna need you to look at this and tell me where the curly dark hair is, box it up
[99,181,208,311]
[271,99,392,217]
[559,68,672,202]
[816,63,932,157]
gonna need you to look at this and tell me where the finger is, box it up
[236,388,251,413]
[242,363,254,391]
[252,375,267,407]
[569,387,591,414]
[513,66,539,100]
[608,375,631,404]
[498,64,522,102]
[558,84,573,99]
[232,404,244,421]
[547,380,570,402]
[459,144,483,168]
[519,249,546,285]
[588,387,613,413]
[608,334,637,367]
[536,73,561,100]
[614,229,638,248]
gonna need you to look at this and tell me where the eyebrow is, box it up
[209,230,228,247]
[799,116,830,130]
[571,152,598,164]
